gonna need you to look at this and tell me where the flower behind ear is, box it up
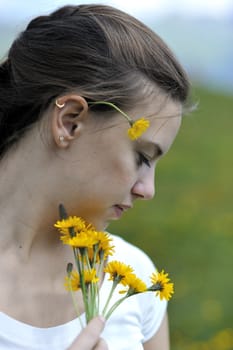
[127,118,150,140]
[88,101,150,140]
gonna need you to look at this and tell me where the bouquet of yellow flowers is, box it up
[54,204,174,325]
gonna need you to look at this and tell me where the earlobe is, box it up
[51,95,88,148]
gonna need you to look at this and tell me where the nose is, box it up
[131,167,155,200]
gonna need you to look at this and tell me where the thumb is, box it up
[68,316,106,350]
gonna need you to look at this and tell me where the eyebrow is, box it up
[137,139,164,159]
[150,142,163,158]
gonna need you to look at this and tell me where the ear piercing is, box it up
[56,100,65,144]
[55,99,65,108]
[59,135,65,143]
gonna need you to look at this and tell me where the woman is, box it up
[0,4,190,350]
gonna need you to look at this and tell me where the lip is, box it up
[113,204,132,219]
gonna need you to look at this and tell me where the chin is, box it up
[103,222,109,231]
[95,222,109,231]
[96,219,110,231]
[77,211,110,231]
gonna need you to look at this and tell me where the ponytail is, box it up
[0,59,12,114]
[0,59,17,157]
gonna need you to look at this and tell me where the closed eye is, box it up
[137,152,151,168]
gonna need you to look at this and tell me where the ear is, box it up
[51,94,89,148]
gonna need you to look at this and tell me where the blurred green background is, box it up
[1,1,233,349]
[109,86,233,349]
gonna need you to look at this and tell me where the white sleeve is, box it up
[111,235,168,342]
[139,290,167,342]
[131,246,168,342]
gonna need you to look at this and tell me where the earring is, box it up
[59,135,65,143]
[55,99,65,108]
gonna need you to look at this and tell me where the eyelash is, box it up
[137,152,151,168]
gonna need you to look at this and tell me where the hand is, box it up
[68,316,108,350]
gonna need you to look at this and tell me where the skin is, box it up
[0,91,182,349]
[68,317,108,350]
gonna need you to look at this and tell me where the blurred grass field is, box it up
[109,86,233,350]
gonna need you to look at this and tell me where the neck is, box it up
[0,135,62,260]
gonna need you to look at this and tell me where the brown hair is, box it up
[0,4,190,158]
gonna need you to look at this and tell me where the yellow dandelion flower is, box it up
[55,216,87,243]
[94,231,115,259]
[150,270,170,285]
[83,268,99,285]
[55,216,86,233]
[156,282,174,301]
[120,273,147,295]
[84,246,96,265]
[104,261,134,282]
[67,231,98,248]
[60,234,71,244]
[127,118,150,140]
[150,270,174,301]
[64,270,80,291]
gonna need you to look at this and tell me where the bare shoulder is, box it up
[143,313,170,350]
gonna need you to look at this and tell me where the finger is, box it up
[94,338,108,350]
[68,316,105,350]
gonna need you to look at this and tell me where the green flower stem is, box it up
[74,249,90,323]
[84,249,99,320]
[102,279,120,317]
[93,283,99,317]
[72,247,90,322]
[89,282,97,320]
[96,282,100,316]
[67,277,84,329]
[147,283,161,292]
[97,256,105,278]
[92,243,99,267]
[104,295,128,320]
[83,284,90,323]
[104,288,143,320]
[89,101,133,126]
[81,281,90,322]
[86,282,99,323]
[69,226,76,238]
[86,285,91,322]
[59,203,68,220]
[84,249,92,271]
[73,248,82,276]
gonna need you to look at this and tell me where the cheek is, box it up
[110,155,136,186]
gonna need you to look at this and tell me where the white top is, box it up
[0,234,167,350]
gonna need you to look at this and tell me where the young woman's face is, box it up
[60,94,182,230]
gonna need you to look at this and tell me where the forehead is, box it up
[133,88,182,117]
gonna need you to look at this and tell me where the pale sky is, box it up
[0,0,232,24]
[1,0,232,92]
